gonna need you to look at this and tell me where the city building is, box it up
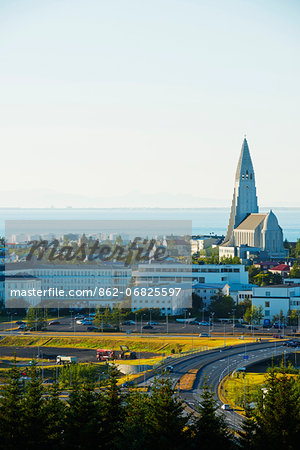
[269,264,290,277]
[219,138,287,261]
[131,283,192,315]
[5,263,132,308]
[252,284,300,322]
[190,236,221,254]
[133,262,249,286]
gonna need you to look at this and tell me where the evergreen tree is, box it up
[239,405,258,450]
[22,360,47,449]
[146,376,190,450]
[0,359,25,450]
[191,379,233,449]
[43,382,66,450]
[244,368,300,450]
[101,364,124,450]
[64,382,102,450]
[121,390,152,450]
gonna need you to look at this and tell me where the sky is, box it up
[0,0,299,208]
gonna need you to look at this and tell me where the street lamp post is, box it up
[232,308,236,337]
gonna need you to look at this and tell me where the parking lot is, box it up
[1,315,298,337]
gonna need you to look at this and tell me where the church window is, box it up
[250,173,253,180]
[246,170,249,179]
[242,174,245,179]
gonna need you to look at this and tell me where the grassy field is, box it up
[0,335,259,354]
[221,372,265,409]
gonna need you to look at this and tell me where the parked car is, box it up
[87,326,99,332]
[247,325,258,330]
[148,321,159,325]
[82,320,93,326]
[74,315,84,320]
[234,323,245,328]
[123,320,135,325]
[198,321,210,326]
[16,321,26,325]
[142,325,153,329]
[18,324,26,330]
[165,366,174,373]
[48,321,60,325]
[199,333,211,337]
[76,320,84,324]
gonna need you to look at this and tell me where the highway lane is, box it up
[138,341,295,430]
[181,343,295,430]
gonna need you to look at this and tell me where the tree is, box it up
[236,297,252,318]
[26,307,47,331]
[146,377,190,450]
[101,364,124,450]
[191,378,233,449]
[0,358,25,450]
[289,264,300,278]
[22,361,48,449]
[65,382,102,450]
[208,293,235,318]
[244,305,264,324]
[244,368,300,450]
[247,266,261,284]
[239,405,259,450]
[121,390,152,450]
[43,382,66,450]
[191,292,204,315]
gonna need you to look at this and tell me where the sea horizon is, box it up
[0,207,299,241]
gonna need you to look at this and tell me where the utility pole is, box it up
[232,308,236,336]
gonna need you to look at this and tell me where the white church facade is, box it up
[219,138,287,261]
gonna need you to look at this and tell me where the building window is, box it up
[265,301,270,308]
[266,292,270,297]
[265,310,270,316]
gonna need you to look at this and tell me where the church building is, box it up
[219,138,287,261]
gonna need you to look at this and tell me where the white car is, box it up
[76,319,83,324]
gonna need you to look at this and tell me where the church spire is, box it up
[223,137,259,246]
[235,137,254,181]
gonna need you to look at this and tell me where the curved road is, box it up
[140,340,295,430]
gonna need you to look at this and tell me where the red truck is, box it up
[96,349,115,361]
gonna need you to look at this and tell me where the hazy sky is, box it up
[0,0,299,207]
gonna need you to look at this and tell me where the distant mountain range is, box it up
[0,188,299,209]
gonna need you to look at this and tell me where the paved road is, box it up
[138,341,295,430]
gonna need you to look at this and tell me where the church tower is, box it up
[223,137,258,245]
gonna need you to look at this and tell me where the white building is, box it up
[284,278,300,285]
[133,262,249,286]
[252,284,300,322]
[193,283,229,305]
[5,263,132,308]
[131,283,192,315]
[4,275,42,307]
[193,281,253,306]
[191,237,220,254]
